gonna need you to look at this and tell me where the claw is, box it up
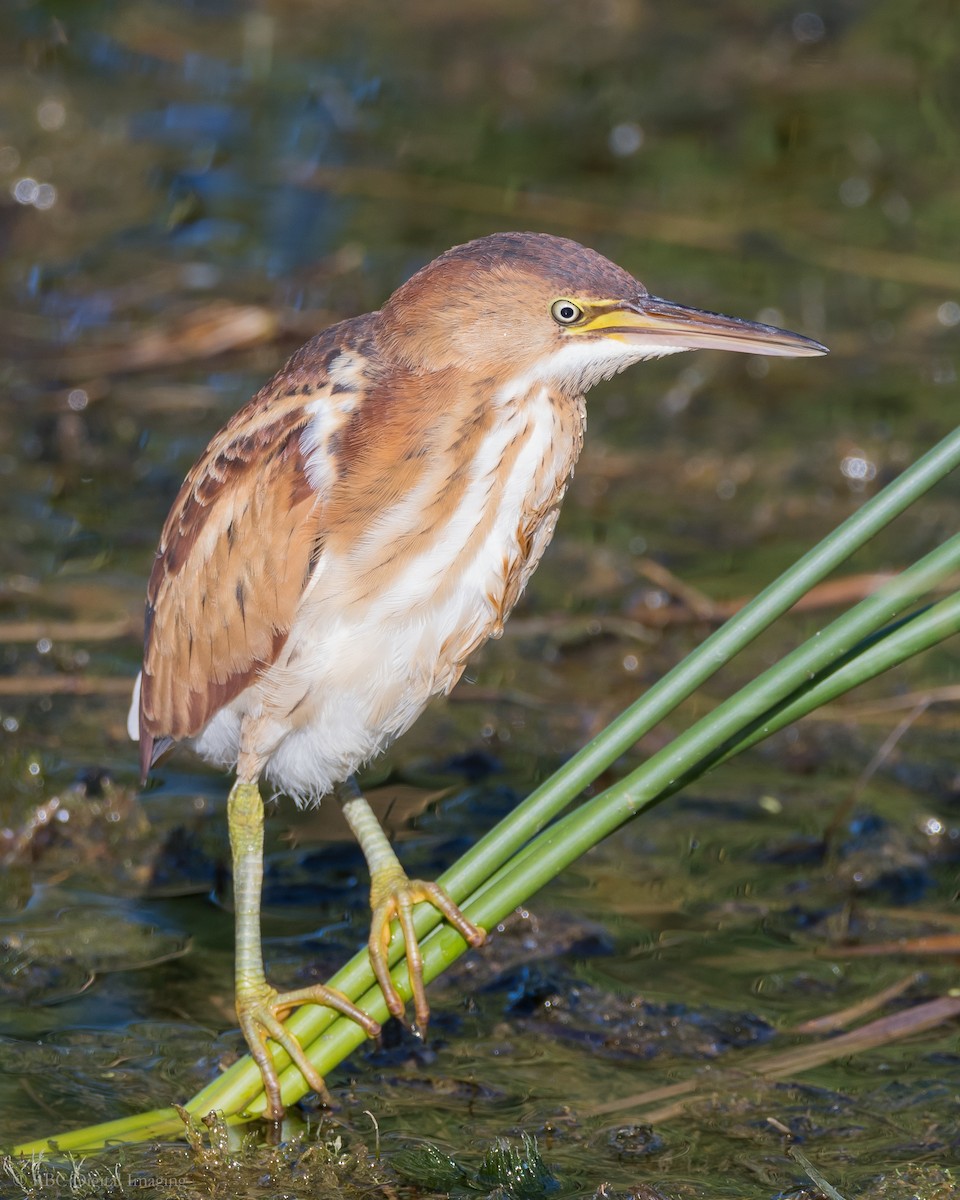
[368,871,486,1031]
[236,981,380,1120]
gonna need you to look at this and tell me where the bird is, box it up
[129,231,826,1119]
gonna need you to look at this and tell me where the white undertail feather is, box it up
[127,671,142,741]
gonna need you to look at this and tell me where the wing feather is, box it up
[136,322,373,777]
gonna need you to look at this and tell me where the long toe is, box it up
[237,983,380,1119]
[367,876,485,1032]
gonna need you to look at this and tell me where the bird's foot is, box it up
[236,979,380,1121]
[368,866,486,1031]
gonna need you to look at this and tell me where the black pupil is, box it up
[559,304,575,320]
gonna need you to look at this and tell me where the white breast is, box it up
[192,386,583,803]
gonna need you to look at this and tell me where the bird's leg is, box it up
[227,779,380,1120]
[335,778,486,1032]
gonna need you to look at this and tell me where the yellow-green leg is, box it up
[228,780,380,1120]
[335,779,486,1030]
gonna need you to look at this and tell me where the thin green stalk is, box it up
[417,536,960,920]
[13,1109,186,1156]
[449,593,960,969]
[713,591,960,761]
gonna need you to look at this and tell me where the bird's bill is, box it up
[584,297,828,358]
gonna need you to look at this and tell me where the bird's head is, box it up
[378,231,826,392]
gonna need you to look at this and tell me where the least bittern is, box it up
[130,232,825,1118]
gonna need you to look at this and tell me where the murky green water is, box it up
[1,2,959,1197]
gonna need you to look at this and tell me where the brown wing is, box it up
[137,323,372,778]
[138,402,318,775]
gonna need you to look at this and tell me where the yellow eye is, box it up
[550,298,583,325]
